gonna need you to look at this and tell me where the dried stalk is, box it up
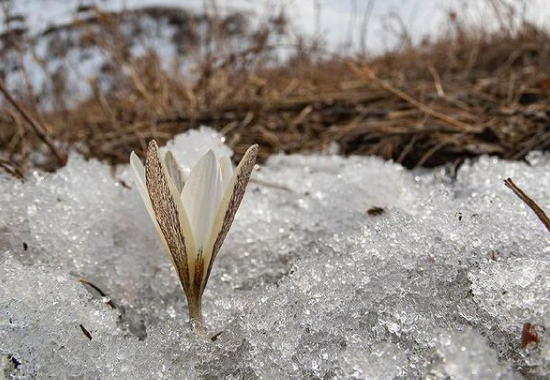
[348,62,481,133]
[504,178,550,233]
[0,158,24,179]
[0,79,67,166]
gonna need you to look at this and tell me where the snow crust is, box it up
[1,127,550,379]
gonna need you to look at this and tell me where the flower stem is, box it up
[187,294,206,333]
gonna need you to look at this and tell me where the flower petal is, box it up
[145,140,197,291]
[201,144,258,290]
[181,150,223,252]
[130,151,176,268]
[164,150,187,193]
[130,151,156,223]
[219,156,234,191]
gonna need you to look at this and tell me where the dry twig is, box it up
[0,79,67,166]
[504,178,550,233]
[348,62,480,133]
[0,158,24,179]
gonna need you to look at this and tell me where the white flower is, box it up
[130,141,258,331]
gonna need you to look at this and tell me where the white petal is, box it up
[201,144,258,288]
[145,141,197,290]
[219,156,234,190]
[164,150,187,193]
[181,150,223,252]
[130,151,155,223]
[130,151,175,267]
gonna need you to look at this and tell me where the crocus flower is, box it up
[130,141,258,331]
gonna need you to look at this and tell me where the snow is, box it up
[1,127,550,379]
[6,0,550,52]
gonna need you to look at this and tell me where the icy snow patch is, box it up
[1,128,550,379]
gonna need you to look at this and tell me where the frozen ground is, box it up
[1,128,550,379]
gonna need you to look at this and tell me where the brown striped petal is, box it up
[164,150,187,193]
[200,144,258,291]
[145,140,197,292]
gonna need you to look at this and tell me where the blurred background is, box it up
[0,0,549,177]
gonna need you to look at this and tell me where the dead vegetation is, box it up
[504,178,550,233]
[0,3,549,176]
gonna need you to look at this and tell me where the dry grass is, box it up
[1,4,549,176]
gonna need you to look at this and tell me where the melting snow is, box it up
[1,127,550,379]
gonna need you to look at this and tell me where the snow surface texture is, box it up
[1,127,550,379]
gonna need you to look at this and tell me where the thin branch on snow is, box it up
[504,178,550,233]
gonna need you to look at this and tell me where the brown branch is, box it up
[504,178,550,233]
[348,62,481,133]
[0,158,24,179]
[415,133,466,167]
[0,79,67,166]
